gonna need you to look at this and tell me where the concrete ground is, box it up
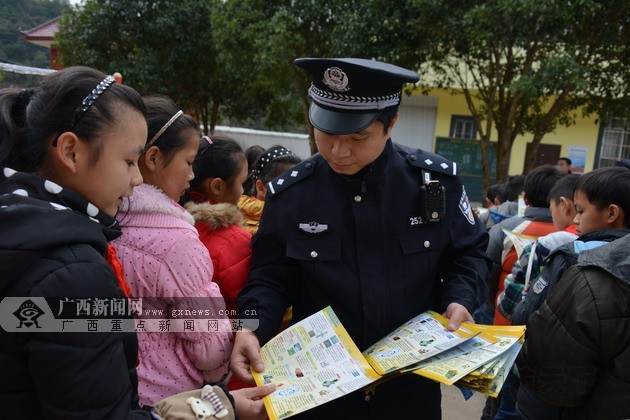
[442,384,485,420]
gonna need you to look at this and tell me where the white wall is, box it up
[391,95,438,152]
[213,96,439,158]
[213,126,311,159]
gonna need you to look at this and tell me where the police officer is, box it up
[231,58,490,419]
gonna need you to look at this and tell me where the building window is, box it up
[449,115,477,140]
[598,117,630,168]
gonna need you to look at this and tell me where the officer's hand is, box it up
[443,302,474,331]
[231,330,264,384]
[231,384,275,420]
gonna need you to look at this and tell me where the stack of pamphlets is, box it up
[252,306,525,420]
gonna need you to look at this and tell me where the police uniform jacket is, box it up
[238,140,490,349]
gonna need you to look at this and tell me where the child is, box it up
[480,166,564,420]
[113,96,233,406]
[484,175,525,229]
[242,144,265,197]
[516,234,630,419]
[496,174,580,321]
[237,145,302,234]
[515,166,630,419]
[184,136,252,315]
[0,66,151,418]
[478,183,505,226]
[484,165,564,325]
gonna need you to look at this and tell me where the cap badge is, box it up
[323,67,350,92]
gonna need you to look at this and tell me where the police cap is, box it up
[294,58,419,135]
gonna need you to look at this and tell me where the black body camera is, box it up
[419,180,445,222]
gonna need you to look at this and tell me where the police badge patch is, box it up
[323,67,350,92]
[459,186,476,225]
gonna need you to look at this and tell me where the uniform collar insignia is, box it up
[299,221,329,234]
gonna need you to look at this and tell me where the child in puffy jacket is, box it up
[113,96,233,406]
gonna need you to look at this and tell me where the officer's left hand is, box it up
[443,302,474,331]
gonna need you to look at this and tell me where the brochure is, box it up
[252,306,523,420]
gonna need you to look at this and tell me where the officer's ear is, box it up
[386,114,399,137]
[255,179,267,201]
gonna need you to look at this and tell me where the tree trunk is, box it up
[479,135,491,201]
[522,130,545,174]
[210,101,220,134]
[495,132,512,183]
[196,105,209,135]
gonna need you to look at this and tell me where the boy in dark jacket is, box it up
[516,166,630,419]
[517,234,630,419]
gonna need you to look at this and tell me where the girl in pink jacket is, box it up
[113,96,233,406]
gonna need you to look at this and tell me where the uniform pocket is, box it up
[286,237,341,261]
[397,227,447,298]
[398,226,447,254]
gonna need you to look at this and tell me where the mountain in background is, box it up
[1,0,68,68]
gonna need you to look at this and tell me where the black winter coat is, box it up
[517,234,630,420]
[0,169,150,419]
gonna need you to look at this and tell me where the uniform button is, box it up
[310,251,318,258]
[305,162,313,169]
[354,195,362,202]
[424,241,430,248]
[364,394,372,402]
[410,154,417,161]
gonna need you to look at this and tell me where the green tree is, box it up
[212,0,370,153]
[347,0,629,190]
[58,0,226,133]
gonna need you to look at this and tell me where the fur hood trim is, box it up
[185,201,244,231]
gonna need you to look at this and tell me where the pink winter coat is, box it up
[113,184,233,406]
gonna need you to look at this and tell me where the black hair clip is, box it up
[70,75,116,130]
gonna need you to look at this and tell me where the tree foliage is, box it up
[345,0,629,187]
[211,0,370,153]
[58,0,224,133]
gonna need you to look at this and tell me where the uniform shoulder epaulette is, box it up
[403,148,458,177]
[266,157,318,197]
